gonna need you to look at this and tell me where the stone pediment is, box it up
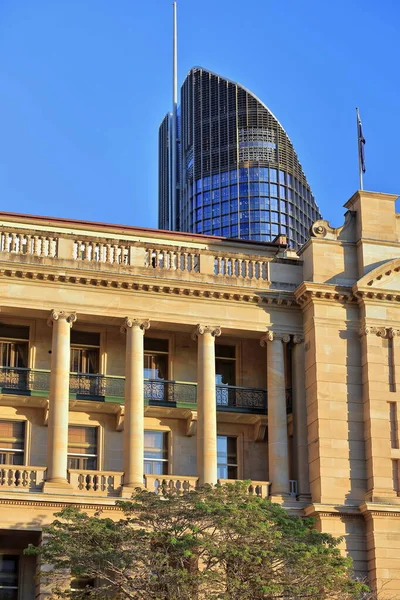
[354,258,400,296]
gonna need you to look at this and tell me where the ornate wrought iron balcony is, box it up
[216,384,267,413]
[0,367,273,415]
[0,366,50,395]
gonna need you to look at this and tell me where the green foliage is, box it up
[26,482,371,599]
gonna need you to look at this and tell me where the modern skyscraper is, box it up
[158,8,321,247]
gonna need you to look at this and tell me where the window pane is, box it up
[68,427,97,470]
[144,354,167,380]
[144,431,168,461]
[0,555,19,592]
[0,421,25,465]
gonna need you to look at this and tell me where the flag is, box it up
[357,109,366,173]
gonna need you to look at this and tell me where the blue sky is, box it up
[0,0,398,230]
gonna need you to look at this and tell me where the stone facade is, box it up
[0,190,400,597]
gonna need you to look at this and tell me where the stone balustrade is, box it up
[145,247,199,272]
[218,479,271,498]
[144,474,199,494]
[0,220,299,290]
[214,255,269,280]
[0,230,58,257]
[73,239,130,265]
[68,470,124,496]
[0,466,47,491]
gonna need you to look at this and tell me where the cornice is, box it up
[353,287,400,304]
[294,282,355,307]
[0,497,123,511]
[0,266,298,308]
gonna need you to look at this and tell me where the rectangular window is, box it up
[0,555,19,600]
[144,338,168,380]
[67,426,98,470]
[217,436,238,479]
[216,345,236,386]
[0,421,25,465]
[144,431,168,475]
[70,331,100,374]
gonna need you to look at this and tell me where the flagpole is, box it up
[356,107,364,191]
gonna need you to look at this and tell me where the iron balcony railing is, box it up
[0,366,50,393]
[0,367,284,414]
[216,385,267,412]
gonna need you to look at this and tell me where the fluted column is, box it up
[43,310,77,492]
[292,335,310,501]
[120,317,150,496]
[260,330,290,499]
[193,324,221,485]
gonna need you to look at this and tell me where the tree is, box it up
[26,481,372,599]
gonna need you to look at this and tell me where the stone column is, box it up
[43,310,77,492]
[120,317,150,496]
[292,335,310,501]
[193,324,221,485]
[260,330,290,500]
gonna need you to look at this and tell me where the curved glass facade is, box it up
[159,67,321,248]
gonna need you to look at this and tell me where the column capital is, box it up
[260,331,290,346]
[359,326,389,338]
[191,324,222,341]
[293,334,304,344]
[120,317,150,334]
[47,310,77,328]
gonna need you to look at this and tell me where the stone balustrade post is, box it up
[120,317,150,496]
[192,324,221,485]
[43,310,77,492]
[260,330,290,500]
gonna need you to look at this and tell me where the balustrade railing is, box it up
[145,248,199,272]
[144,474,198,495]
[0,367,50,393]
[68,469,123,496]
[214,255,269,280]
[218,479,270,498]
[69,373,125,398]
[144,379,197,404]
[0,231,58,257]
[216,385,267,412]
[0,368,271,415]
[0,466,46,490]
[73,240,130,264]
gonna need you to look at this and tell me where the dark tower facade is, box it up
[159,67,321,247]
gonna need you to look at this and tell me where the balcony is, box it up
[0,367,285,415]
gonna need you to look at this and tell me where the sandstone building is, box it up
[0,190,400,597]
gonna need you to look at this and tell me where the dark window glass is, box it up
[213,228,221,236]
[144,339,168,353]
[230,185,238,199]
[250,223,260,234]
[203,191,211,205]
[71,331,100,347]
[221,187,229,200]
[204,206,211,218]
[196,194,202,208]
[212,205,220,217]
[203,176,211,190]
[212,189,220,201]
[230,199,238,212]
[222,215,229,226]
[204,219,211,229]
[239,198,249,210]
[270,184,278,197]
[249,182,259,196]
[240,224,249,235]
[212,218,221,228]
[0,555,19,599]
[221,201,229,214]
[239,183,248,195]
[70,348,99,374]
[212,174,219,188]
[239,168,248,182]
[222,227,230,236]
[196,208,202,221]
[196,179,202,192]
[250,210,259,221]
[230,214,238,225]
[0,342,28,369]
[0,326,29,340]
[239,212,249,223]
[230,170,238,183]
[231,225,238,236]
